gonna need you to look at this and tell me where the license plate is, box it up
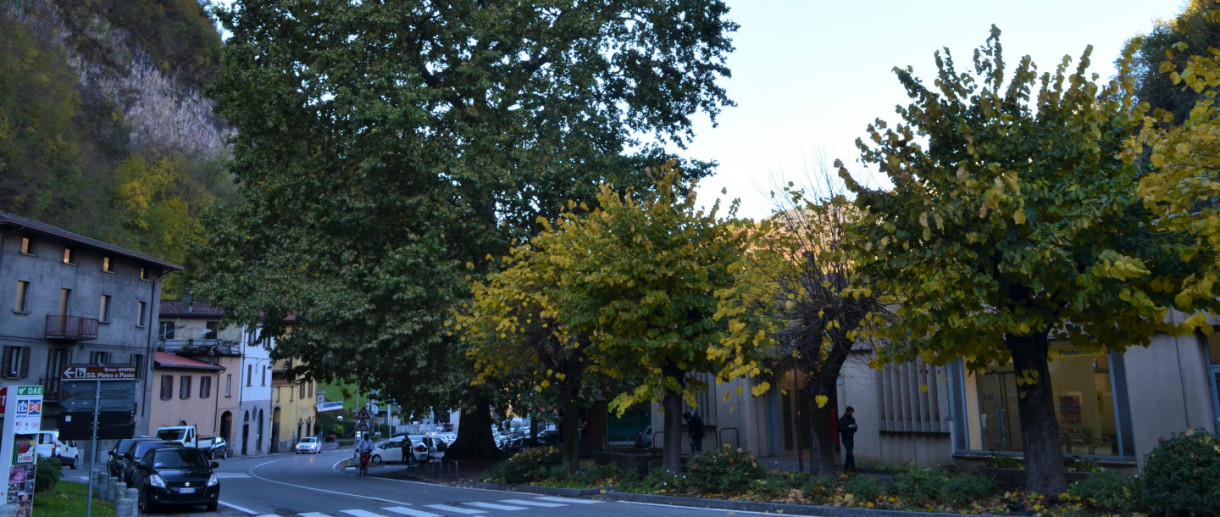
[178,487,196,494]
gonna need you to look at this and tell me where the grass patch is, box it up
[32,481,116,517]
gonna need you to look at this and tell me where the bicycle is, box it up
[357,451,371,477]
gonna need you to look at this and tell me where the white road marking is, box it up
[464,501,528,511]
[216,472,253,478]
[499,499,566,508]
[340,510,388,517]
[382,507,442,517]
[300,513,331,517]
[535,496,601,504]
[219,499,263,515]
[423,504,486,514]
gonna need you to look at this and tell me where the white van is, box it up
[34,431,80,469]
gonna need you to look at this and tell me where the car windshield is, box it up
[155,429,185,441]
[153,448,208,468]
[115,439,138,454]
[300,437,316,444]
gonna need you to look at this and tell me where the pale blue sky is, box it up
[691,1,1189,219]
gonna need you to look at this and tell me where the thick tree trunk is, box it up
[561,393,580,473]
[662,391,685,472]
[1006,332,1067,496]
[445,392,501,460]
[807,381,838,475]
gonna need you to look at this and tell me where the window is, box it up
[14,281,29,312]
[299,382,306,398]
[20,237,33,255]
[47,349,68,382]
[200,377,212,399]
[136,302,147,327]
[180,375,192,399]
[160,375,174,400]
[262,366,267,386]
[247,364,253,386]
[139,268,148,281]
[89,351,110,365]
[102,256,113,273]
[131,354,145,378]
[205,321,218,339]
[62,247,74,264]
[226,374,232,397]
[98,295,111,322]
[58,288,70,315]
[159,321,174,340]
[2,346,29,379]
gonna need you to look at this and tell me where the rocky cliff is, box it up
[17,0,231,157]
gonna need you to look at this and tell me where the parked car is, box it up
[34,431,79,469]
[370,436,413,465]
[295,436,321,454]
[405,435,446,463]
[203,436,228,460]
[634,425,653,448]
[131,446,220,512]
[108,437,159,478]
[122,441,183,484]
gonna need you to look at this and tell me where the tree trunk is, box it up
[807,381,838,475]
[561,392,580,473]
[662,391,685,472]
[1006,332,1067,496]
[445,392,501,460]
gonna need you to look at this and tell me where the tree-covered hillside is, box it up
[0,0,234,297]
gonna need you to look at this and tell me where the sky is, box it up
[686,0,1190,220]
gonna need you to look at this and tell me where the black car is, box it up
[107,437,159,479]
[122,441,182,484]
[132,446,220,512]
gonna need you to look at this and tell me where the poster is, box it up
[10,436,33,465]
[12,386,43,434]
[1059,394,1082,424]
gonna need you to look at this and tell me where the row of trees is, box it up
[195,0,1220,497]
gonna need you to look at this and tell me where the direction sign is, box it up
[61,366,138,381]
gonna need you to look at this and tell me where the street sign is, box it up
[355,409,371,421]
[61,366,138,381]
[354,421,369,433]
[59,382,137,413]
[316,401,343,412]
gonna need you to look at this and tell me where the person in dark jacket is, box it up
[838,406,858,472]
[685,411,705,454]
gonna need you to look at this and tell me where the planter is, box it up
[593,449,662,475]
[976,467,1094,491]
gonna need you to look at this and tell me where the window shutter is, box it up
[1,347,12,378]
[19,347,29,378]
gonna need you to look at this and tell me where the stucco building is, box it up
[271,357,317,452]
[149,352,224,434]
[156,298,243,450]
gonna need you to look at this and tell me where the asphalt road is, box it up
[95,447,785,517]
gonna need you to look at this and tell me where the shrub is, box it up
[748,472,805,500]
[617,467,686,494]
[840,474,883,503]
[685,445,766,494]
[35,456,61,493]
[1140,428,1220,515]
[1063,455,1103,473]
[939,473,996,505]
[1065,470,1132,513]
[805,474,840,502]
[496,446,562,484]
[544,461,622,488]
[891,467,950,504]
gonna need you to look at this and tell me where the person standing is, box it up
[685,411,705,454]
[838,406,858,472]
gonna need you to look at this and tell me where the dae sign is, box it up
[61,366,138,381]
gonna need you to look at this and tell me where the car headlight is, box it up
[207,473,219,487]
[149,474,166,488]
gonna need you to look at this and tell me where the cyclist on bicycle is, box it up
[355,433,375,473]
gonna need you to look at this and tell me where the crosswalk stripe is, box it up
[340,510,388,517]
[464,502,528,511]
[300,513,330,517]
[535,496,600,504]
[499,499,565,508]
[382,507,442,517]
[423,504,486,514]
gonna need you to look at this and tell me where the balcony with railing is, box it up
[44,315,99,341]
[158,339,240,356]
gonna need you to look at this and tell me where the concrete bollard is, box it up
[113,481,126,504]
[100,474,113,502]
[114,493,132,517]
[125,487,139,517]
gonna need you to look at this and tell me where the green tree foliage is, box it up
[729,180,888,475]
[461,174,762,472]
[1127,0,1220,124]
[199,0,737,458]
[840,27,1192,495]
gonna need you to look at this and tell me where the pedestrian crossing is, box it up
[255,496,601,517]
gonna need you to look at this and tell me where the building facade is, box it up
[156,298,243,449]
[239,327,274,455]
[149,352,224,433]
[271,357,317,452]
[0,211,179,460]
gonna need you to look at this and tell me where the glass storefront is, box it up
[963,343,1125,457]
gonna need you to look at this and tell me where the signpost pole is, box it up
[85,379,100,517]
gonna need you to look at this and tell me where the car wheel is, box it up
[371,454,382,465]
[138,488,154,513]
[207,500,218,511]
[221,448,228,459]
